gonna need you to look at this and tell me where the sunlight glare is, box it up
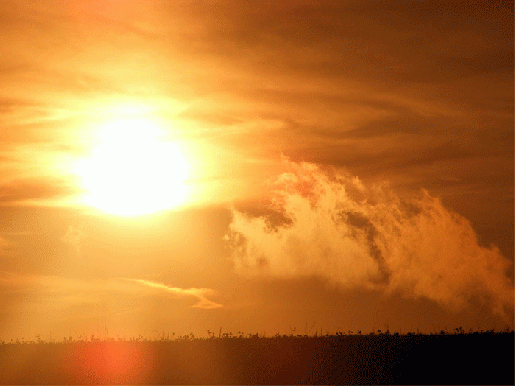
[76,119,190,216]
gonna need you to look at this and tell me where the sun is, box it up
[76,119,190,216]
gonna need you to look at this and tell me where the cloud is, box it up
[0,271,222,309]
[61,225,86,254]
[227,160,514,321]
[0,235,12,252]
[122,278,223,309]
[0,271,124,298]
[0,178,78,206]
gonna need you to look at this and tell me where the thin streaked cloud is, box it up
[123,278,223,309]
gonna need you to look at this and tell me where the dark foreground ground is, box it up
[0,331,513,384]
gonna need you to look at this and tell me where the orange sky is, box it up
[0,0,513,341]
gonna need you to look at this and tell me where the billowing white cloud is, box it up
[227,160,514,321]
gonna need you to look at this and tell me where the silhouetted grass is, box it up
[0,329,513,384]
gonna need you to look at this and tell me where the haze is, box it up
[0,1,513,342]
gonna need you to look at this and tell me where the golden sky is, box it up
[0,0,513,341]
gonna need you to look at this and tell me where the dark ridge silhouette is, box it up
[0,330,513,384]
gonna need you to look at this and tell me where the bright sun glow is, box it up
[76,119,190,216]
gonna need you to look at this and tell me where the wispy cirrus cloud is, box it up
[122,278,223,309]
[61,225,86,254]
[0,271,222,309]
[0,235,11,252]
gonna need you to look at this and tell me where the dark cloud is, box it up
[161,1,513,84]
[0,97,39,113]
[0,178,79,204]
